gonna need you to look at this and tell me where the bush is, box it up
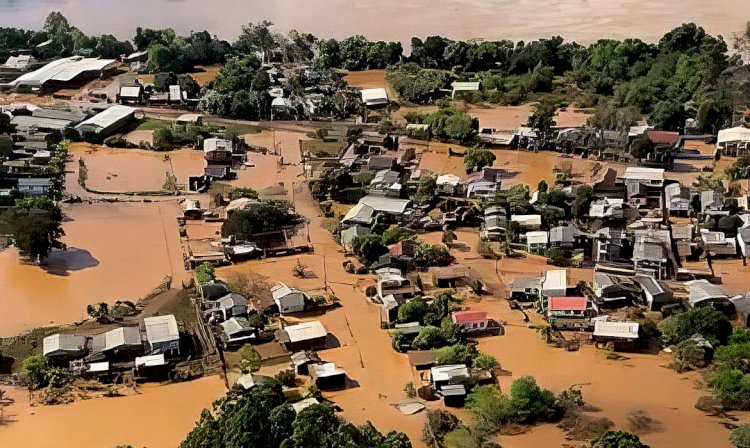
[473,353,499,371]
[413,242,454,269]
[195,262,216,285]
[591,430,649,448]
[464,148,496,171]
[657,307,732,347]
[710,369,750,410]
[21,354,69,390]
[435,344,478,366]
[228,187,260,201]
[398,299,430,324]
[731,424,750,448]
[715,342,750,373]
[238,345,262,373]
[466,377,562,430]
[422,409,459,446]
[274,369,296,387]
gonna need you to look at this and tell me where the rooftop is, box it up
[143,314,179,344]
[548,296,588,311]
[283,320,327,343]
[593,321,640,339]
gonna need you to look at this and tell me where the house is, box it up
[291,351,322,375]
[731,297,750,327]
[272,283,307,314]
[276,320,328,352]
[633,275,675,310]
[592,273,639,306]
[465,168,503,198]
[451,81,480,98]
[310,362,347,389]
[541,269,567,297]
[341,203,376,226]
[340,225,370,253]
[90,327,142,358]
[361,88,388,108]
[482,213,508,241]
[547,297,591,328]
[633,229,674,279]
[717,126,750,157]
[407,350,439,370]
[379,294,402,328]
[665,182,691,216]
[134,354,168,377]
[593,320,640,351]
[43,334,87,361]
[369,169,402,197]
[117,84,144,104]
[671,224,695,259]
[738,228,750,259]
[593,228,627,263]
[143,315,180,356]
[701,230,737,257]
[509,277,541,301]
[201,281,230,301]
[210,293,250,321]
[220,317,258,348]
[686,280,739,311]
[75,105,136,136]
[510,214,542,232]
[525,230,549,254]
[359,195,411,218]
[701,190,724,213]
[439,384,467,407]
[589,198,627,220]
[452,310,499,335]
[618,167,665,210]
[436,174,461,195]
[376,268,419,300]
[430,364,469,390]
[17,178,52,196]
[550,226,575,249]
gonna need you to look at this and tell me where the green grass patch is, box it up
[136,118,173,131]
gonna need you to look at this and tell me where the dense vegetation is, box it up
[0,198,65,259]
[180,381,411,448]
[221,200,302,238]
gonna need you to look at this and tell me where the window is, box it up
[479,322,485,328]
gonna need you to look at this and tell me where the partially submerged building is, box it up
[276,320,328,352]
[272,283,307,314]
[143,315,180,356]
[75,105,136,137]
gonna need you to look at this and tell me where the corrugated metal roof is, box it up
[75,105,136,132]
[271,283,303,300]
[360,195,410,214]
[11,56,116,87]
[284,320,327,343]
[361,88,388,103]
[43,334,87,356]
[593,321,639,339]
[143,315,179,344]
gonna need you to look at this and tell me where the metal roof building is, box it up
[360,88,388,107]
[8,56,116,89]
[75,105,136,135]
[43,334,88,359]
[91,326,142,353]
[143,315,180,355]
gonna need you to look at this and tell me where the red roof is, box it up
[548,297,588,311]
[646,130,679,146]
[452,310,488,324]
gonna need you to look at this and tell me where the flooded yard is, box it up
[0,201,187,336]
[0,376,226,448]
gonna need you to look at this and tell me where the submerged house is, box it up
[220,317,258,348]
[593,320,640,351]
[90,327,142,359]
[547,296,592,329]
[541,269,567,298]
[43,334,88,361]
[276,321,328,352]
[272,283,307,314]
[143,315,180,356]
[310,362,347,390]
[633,275,675,311]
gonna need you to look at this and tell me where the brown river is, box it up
[1,1,749,46]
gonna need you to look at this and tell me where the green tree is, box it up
[527,98,558,144]
[435,344,478,365]
[222,201,300,238]
[396,299,428,325]
[381,227,412,245]
[414,242,454,268]
[352,235,389,264]
[657,307,732,346]
[4,198,65,259]
[473,353,499,371]
[464,148,496,171]
[591,430,649,448]
[238,345,262,373]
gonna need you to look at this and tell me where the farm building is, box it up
[75,105,137,136]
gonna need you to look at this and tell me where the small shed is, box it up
[291,397,320,413]
[143,315,180,356]
[310,362,347,390]
[276,321,327,352]
[220,317,258,348]
[361,88,388,108]
[407,350,438,371]
[271,283,307,314]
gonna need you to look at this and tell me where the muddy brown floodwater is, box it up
[0,201,188,337]
[0,376,227,448]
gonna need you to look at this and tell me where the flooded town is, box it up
[3,3,750,448]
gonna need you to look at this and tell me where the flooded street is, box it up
[0,201,187,336]
[0,376,226,448]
